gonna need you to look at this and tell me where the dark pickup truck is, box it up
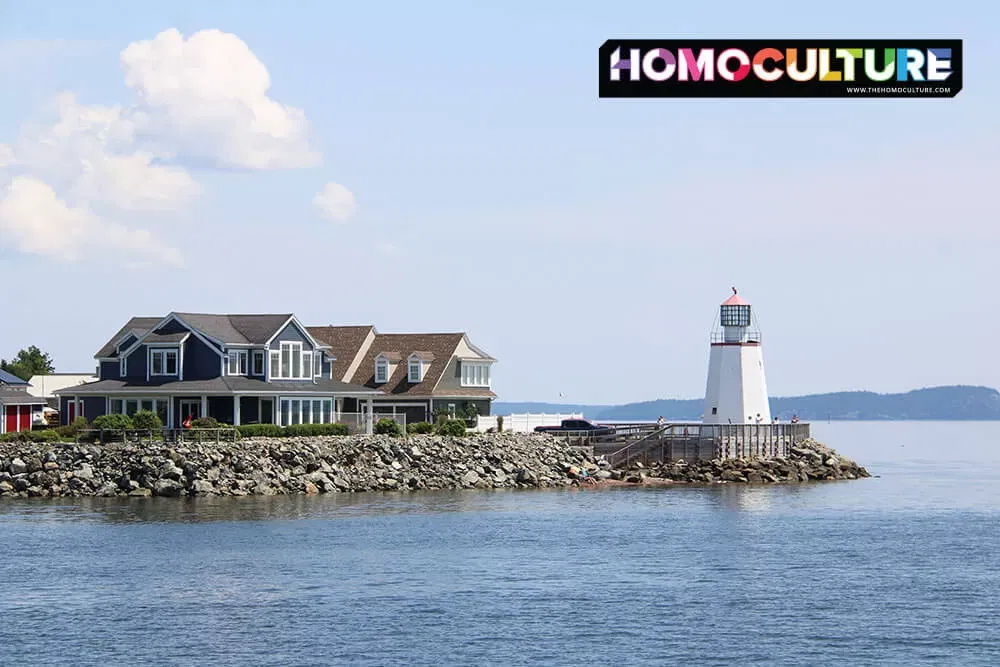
[534,419,615,436]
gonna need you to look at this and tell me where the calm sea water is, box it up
[2,421,1000,666]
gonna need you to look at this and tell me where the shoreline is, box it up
[0,434,869,499]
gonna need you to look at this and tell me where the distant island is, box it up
[495,385,1000,421]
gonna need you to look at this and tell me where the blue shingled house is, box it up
[55,312,382,428]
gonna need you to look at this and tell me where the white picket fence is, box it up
[473,413,584,434]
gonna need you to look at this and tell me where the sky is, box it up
[0,0,996,405]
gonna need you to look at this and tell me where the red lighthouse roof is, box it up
[721,287,749,306]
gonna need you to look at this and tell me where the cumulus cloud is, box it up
[121,29,320,170]
[0,28,324,266]
[313,182,357,222]
[0,176,182,266]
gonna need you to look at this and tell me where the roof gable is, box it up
[95,317,163,358]
[307,326,376,381]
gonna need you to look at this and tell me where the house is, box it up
[307,326,496,425]
[54,313,383,430]
[1,369,47,434]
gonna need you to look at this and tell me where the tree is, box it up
[0,346,55,381]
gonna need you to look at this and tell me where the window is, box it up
[271,342,311,379]
[252,350,265,375]
[111,397,168,425]
[375,358,388,383]
[314,353,322,377]
[461,361,491,387]
[119,357,127,377]
[408,356,424,383]
[228,350,248,375]
[278,398,334,426]
[150,349,178,376]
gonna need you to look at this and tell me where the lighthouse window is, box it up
[712,407,718,415]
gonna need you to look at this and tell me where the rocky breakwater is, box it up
[0,433,596,498]
[618,438,871,485]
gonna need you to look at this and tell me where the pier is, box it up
[552,422,812,468]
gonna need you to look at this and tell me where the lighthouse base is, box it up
[702,344,771,425]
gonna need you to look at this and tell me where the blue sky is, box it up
[0,0,995,404]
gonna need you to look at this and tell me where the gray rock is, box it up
[461,470,481,486]
[153,479,183,497]
[9,458,26,475]
[75,463,95,482]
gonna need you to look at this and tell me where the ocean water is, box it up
[2,421,999,666]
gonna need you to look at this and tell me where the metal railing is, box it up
[710,331,762,344]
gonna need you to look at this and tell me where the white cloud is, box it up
[121,29,321,169]
[0,27,327,266]
[0,176,182,266]
[314,182,357,222]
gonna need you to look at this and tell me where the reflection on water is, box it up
[2,422,1000,665]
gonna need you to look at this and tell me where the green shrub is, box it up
[189,416,219,429]
[132,410,163,431]
[237,423,350,438]
[407,421,434,435]
[23,430,60,443]
[283,423,349,437]
[55,416,89,439]
[237,423,284,438]
[91,413,134,431]
[435,419,467,437]
[373,418,403,436]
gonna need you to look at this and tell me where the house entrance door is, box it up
[179,400,201,425]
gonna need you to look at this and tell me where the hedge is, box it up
[236,423,349,438]
[373,418,403,437]
[407,421,434,435]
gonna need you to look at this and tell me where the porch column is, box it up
[167,398,174,429]
[201,395,208,420]
[233,394,241,426]
[365,398,373,435]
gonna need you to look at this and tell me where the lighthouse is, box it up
[702,288,771,425]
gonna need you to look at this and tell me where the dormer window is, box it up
[150,348,178,376]
[408,354,425,383]
[375,357,388,384]
[119,357,127,377]
[461,361,491,387]
[228,350,248,375]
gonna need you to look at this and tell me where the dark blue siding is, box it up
[99,361,119,381]
[83,397,107,422]
[272,321,312,349]
[183,337,221,380]
[123,345,148,379]
[156,319,188,335]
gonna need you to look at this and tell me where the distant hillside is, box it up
[494,386,1000,421]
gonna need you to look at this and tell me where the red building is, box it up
[0,369,45,435]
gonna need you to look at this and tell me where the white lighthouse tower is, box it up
[702,288,771,425]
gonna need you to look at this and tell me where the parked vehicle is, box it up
[534,419,614,436]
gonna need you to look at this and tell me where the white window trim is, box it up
[252,350,265,375]
[149,347,179,377]
[119,356,127,378]
[277,397,335,426]
[408,355,424,383]
[270,341,312,380]
[228,349,248,376]
[375,356,389,384]
[461,361,491,388]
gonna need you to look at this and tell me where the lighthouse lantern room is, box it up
[702,288,772,425]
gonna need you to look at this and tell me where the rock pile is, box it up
[0,433,594,498]
[615,438,871,485]
[0,434,869,499]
